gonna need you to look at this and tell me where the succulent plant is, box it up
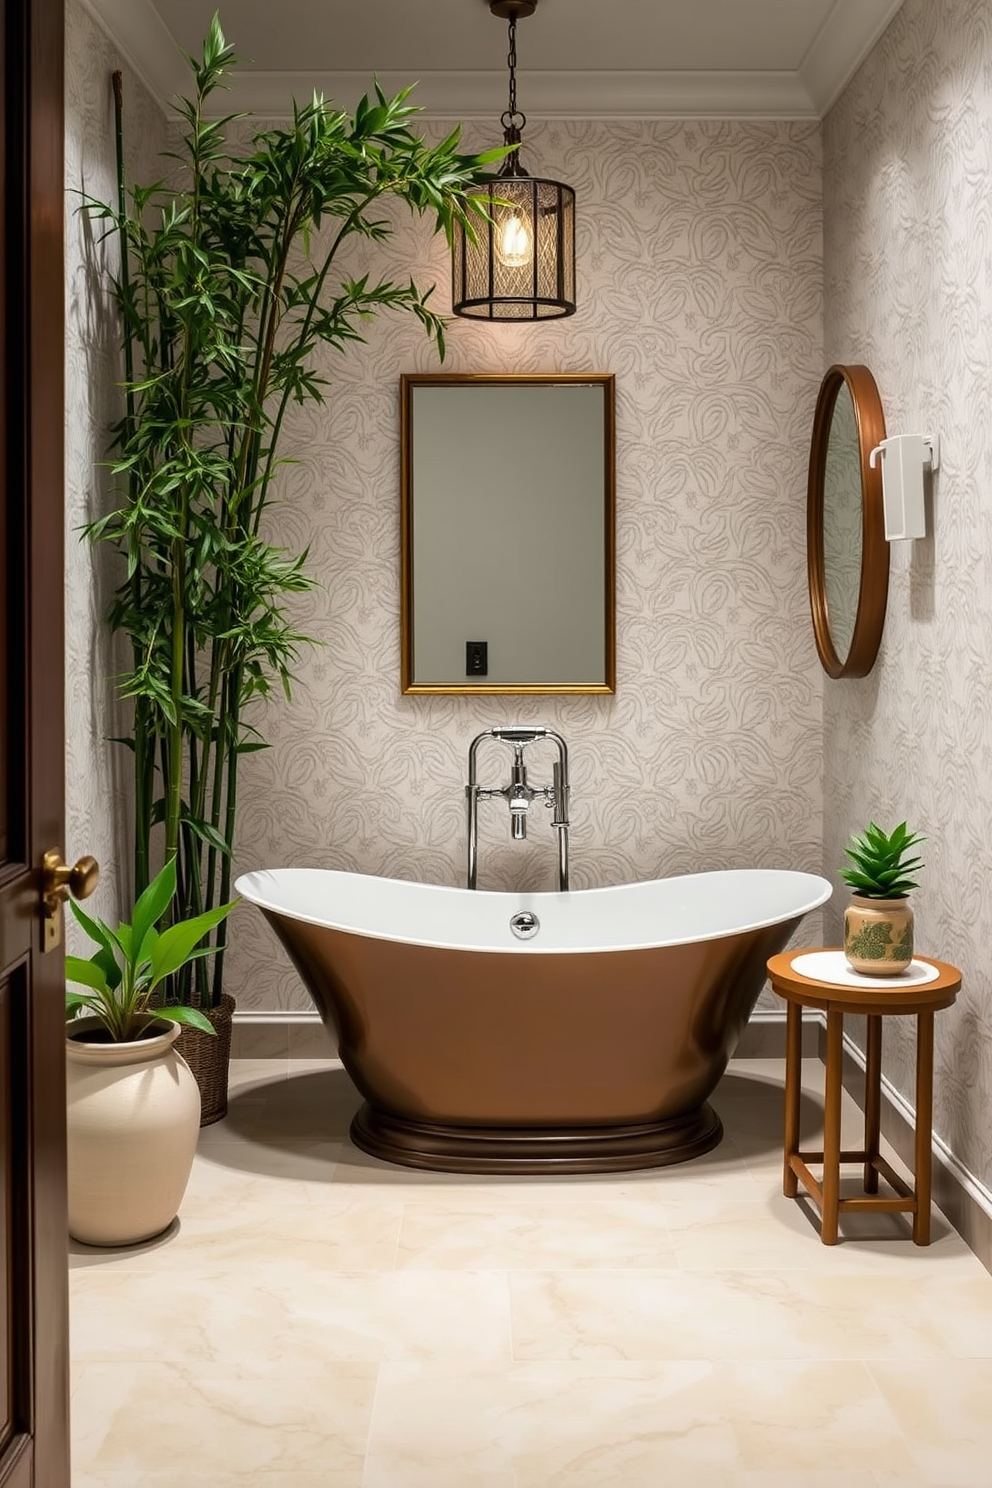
[840,821,925,900]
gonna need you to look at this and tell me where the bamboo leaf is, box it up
[184,817,232,855]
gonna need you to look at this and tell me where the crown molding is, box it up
[800,0,906,116]
[77,0,904,122]
[76,0,189,111]
[199,69,820,123]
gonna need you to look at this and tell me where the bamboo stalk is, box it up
[112,71,153,899]
[212,667,242,1006]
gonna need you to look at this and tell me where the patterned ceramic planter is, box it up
[843,894,914,975]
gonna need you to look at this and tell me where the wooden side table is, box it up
[766,949,961,1246]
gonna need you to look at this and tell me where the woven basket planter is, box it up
[174,993,236,1126]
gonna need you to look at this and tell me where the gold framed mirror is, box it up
[400,373,616,694]
[807,364,889,679]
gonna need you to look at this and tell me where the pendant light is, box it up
[452,0,576,320]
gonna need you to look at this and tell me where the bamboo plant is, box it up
[86,15,502,1008]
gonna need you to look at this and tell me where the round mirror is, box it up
[807,364,889,678]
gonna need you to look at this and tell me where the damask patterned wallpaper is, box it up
[64,1,825,1013]
[224,117,825,1009]
[823,0,992,1191]
[65,0,167,945]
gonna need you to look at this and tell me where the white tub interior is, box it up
[234,868,833,955]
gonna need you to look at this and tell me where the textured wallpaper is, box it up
[63,8,825,1016]
[220,117,825,1009]
[823,0,992,1190]
[64,0,167,944]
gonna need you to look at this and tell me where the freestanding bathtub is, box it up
[235,867,831,1173]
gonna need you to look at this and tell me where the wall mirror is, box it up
[807,364,889,679]
[400,373,615,694]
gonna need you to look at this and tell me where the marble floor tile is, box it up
[71,1362,375,1483]
[69,1195,403,1274]
[510,1266,992,1362]
[663,1190,983,1274]
[208,1074,359,1144]
[176,1152,341,1216]
[396,1198,680,1270]
[363,1361,739,1487]
[869,1360,992,1487]
[718,1360,914,1473]
[73,1475,353,1487]
[71,1265,512,1366]
[225,1057,291,1092]
[67,1054,992,1485]
[190,1136,341,1187]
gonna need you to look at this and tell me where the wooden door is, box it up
[0,0,70,1484]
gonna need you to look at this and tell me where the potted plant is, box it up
[65,858,236,1246]
[840,820,925,975]
[83,17,501,1117]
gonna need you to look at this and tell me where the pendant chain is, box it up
[501,17,526,131]
[507,18,517,119]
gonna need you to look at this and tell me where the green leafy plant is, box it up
[83,15,503,1010]
[65,859,237,1043]
[839,821,925,900]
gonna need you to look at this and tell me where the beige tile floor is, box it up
[70,1056,992,1487]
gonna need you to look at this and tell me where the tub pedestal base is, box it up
[350,1101,723,1174]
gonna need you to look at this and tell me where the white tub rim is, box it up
[234,866,832,956]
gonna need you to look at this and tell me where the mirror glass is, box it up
[807,364,889,680]
[821,383,862,663]
[401,374,615,694]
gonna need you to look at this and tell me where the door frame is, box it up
[2,0,69,1482]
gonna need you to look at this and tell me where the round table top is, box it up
[766,948,962,1013]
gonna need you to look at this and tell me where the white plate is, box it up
[790,950,939,989]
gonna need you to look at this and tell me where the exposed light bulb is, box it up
[496,209,533,269]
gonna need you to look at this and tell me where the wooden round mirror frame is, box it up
[807,364,890,679]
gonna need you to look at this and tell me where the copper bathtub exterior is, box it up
[244,871,827,1173]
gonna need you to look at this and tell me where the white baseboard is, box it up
[234,1009,322,1024]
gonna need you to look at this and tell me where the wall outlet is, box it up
[466,641,488,676]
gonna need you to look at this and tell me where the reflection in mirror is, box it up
[821,383,862,663]
[401,374,615,694]
[807,364,889,680]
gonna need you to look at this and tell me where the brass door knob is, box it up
[42,849,100,901]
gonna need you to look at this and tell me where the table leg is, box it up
[864,1013,882,1194]
[821,1006,843,1245]
[783,998,802,1198]
[914,1009,935,1246]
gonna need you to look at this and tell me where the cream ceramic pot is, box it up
[66,1017,201,1246]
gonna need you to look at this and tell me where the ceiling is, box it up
[80,0,906,120]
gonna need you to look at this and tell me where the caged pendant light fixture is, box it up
[452,0,576,320]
